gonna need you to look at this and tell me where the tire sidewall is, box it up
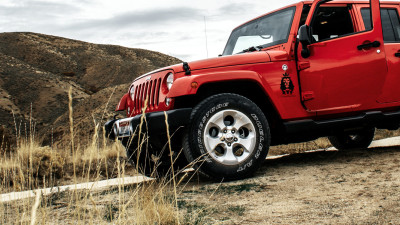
[329,128,375,150]
[187,94,270,180]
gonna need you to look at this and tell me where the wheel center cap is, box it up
[225,133,234,142]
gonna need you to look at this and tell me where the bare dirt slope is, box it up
[179,146,400,224]
[0,32,181,147]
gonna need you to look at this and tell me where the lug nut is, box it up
[224,130,227,133]
[234,138,238,142]
[228,143,231,147]
[232,130,235,134]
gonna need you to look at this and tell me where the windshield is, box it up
[222,7,296,55]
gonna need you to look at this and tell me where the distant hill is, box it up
[0,32,182,148]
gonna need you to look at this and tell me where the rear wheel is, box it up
[328,128,375,150]
[183,93,270,181]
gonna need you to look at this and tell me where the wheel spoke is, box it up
[204,134,222,151]
[222,146,238,164]
[237,133,256,150]
[233,113,252,130]
[209,116,226,130]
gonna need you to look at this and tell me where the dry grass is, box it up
[0,88,184,225]
[1,182,181,224]
[0,132,128,193]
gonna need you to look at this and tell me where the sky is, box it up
[1,0,398,62]
[0,0,305,61]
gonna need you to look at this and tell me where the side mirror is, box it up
[298,25,311,58]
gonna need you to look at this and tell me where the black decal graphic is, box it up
[280,72,294,95]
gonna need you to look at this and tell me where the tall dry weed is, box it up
[0,86,183,224]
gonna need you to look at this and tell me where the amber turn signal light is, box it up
[191,82,198,89]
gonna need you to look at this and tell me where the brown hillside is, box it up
[0,32,181,147]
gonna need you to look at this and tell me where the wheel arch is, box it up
[173,79,283,135]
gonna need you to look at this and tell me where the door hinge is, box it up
[298,61,310,70]
[302,91,314,101]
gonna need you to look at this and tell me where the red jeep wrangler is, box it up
[106,0,400,180]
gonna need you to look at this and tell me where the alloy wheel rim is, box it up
[203,109,257,165]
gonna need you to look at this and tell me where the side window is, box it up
[389,9,400,40]
[310,6,355,42]
[361,8,400,42]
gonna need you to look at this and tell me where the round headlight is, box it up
[166,73,174,90]
[129,85,135,100]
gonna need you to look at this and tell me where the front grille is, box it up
[133,78,162,114]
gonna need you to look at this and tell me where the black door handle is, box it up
[395,52,400,57]
[357,41,381,50]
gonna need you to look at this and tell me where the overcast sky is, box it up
[1,0,398,61]
[0,0,306,61]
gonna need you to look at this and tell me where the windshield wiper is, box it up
[239,45,263,54]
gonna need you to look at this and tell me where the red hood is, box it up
[135,50,289,81]
[171,51,271,73]
[170,50,290,73]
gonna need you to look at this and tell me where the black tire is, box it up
[328,128,375,150]
[183,93,270,181]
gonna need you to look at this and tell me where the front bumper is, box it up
[105,108,192,140]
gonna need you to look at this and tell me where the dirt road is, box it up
[180,146,400,224]
[4,141,399,224]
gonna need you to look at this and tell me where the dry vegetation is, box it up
[0,89,185,224]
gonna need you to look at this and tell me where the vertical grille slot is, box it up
[147,81,152,107]
[137,84,142,113]
[151,79,157,107]
[134,84,139,113]
[156,78,161,106]
[143,82,149,109]
[139,84,145,112]
[148,80,153,107]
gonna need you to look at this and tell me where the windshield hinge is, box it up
[183,62,191,75]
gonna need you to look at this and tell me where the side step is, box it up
[284,110,400,135]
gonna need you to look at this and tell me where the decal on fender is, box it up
[280,72,294,95]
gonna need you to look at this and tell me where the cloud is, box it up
[0,1,80,18]
[0,0,83,33]
[217,2,257,16]
[63,7,205,32]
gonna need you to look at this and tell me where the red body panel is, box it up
[116,93,128,111]
[117,0,400,125]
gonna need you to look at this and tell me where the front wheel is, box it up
[328,128,375,150]
[183,93,270,181]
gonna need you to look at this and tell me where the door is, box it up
[362,6,400,103]
[297,0,388,114]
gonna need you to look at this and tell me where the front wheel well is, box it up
[174,80,282,135]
